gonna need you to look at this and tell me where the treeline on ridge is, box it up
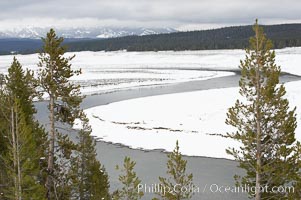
[1,23,301,55]
[66,23,301,52]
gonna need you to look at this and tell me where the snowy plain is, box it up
[1,47,301,159]
[1,47,301,95]
[0,51,236,95]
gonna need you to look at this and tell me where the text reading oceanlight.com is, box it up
[137,183,295,196]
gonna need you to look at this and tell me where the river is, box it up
[34,71,300,200]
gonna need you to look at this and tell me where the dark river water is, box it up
[34,72,300,200]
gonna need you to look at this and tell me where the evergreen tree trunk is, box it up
[255,26,261,200]
[255,125,261,200]
[11,107,19,200]
[46,94,55,200]
[79,134,85,200]
[10,104,25,200]
[15,110,22,200]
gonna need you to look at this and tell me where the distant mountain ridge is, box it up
[0,27,176,39]
[66,23,301,52]
[0,23,301,55]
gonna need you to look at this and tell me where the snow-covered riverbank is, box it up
[77,80,301,159]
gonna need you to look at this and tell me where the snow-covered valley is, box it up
[1,48,301,159]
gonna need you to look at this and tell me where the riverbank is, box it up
[34,71,301,199]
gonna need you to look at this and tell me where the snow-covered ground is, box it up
[78,80,301,159]
[0,52,235,95]
[72,69,232,95]
[1,48,300,159]
[1,47,301,95]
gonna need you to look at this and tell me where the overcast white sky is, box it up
[1,0,301,31]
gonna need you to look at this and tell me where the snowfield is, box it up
[76,80,301,159]
[1,47,301,95]
[71,69,233,95]
[0,52,234,95]
[1,48,301,159]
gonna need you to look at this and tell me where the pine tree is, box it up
[0,87,10,198]
[226,20,300,200]
[6,58,48,177]
[113,157,144,200]
[4,99,46,200]
[38,29,83,199]
[6,57,36,121]
[156,141,194,200]
[70,115,110,200]
[0,58,47,199]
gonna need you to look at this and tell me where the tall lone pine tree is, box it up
[226,20,301,200]
[38,29,83,200]
[38,29,110,199]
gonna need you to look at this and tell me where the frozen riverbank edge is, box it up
[69,71,300,158]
